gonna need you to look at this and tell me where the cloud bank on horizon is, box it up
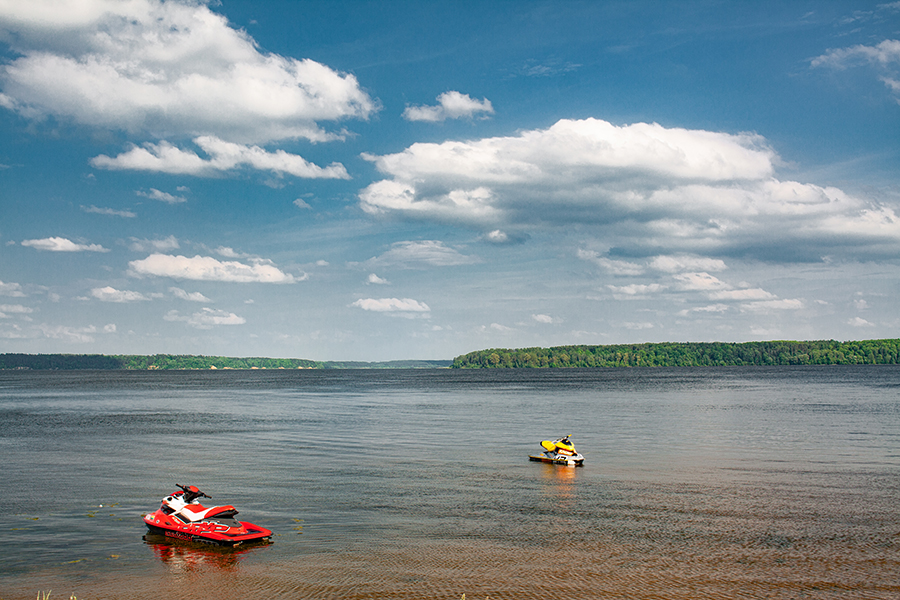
[0,0,898,359]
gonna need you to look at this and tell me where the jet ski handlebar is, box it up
[176,483,211,500]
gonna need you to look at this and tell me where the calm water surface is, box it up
[1,367,898,599]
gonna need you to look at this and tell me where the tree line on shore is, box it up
[0,353,451,370]
[450,339,900,369]
[2,340,899,370]
[0,354,322,370]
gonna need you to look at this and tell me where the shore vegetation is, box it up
[450,339,900,368]
[0,354,450,370]
[3,340,898,370]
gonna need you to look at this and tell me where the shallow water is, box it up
[1,367,898,599]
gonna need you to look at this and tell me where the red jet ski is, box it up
[143,484,273,546]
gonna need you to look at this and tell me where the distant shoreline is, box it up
[0,354,451,370]
[2,339,899,370]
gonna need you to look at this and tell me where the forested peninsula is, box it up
[451,339,900,368]
[0,354,449,370]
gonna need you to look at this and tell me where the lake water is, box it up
[1,366,898,599]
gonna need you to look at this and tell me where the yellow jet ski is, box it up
[529,435,584,466]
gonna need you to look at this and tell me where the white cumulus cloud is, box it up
[708,288,776,301]
[579,251,729,276]
[170,287,211,302]
[91,286,153,302]
[0,0,376,144]
[216,246,247,258]
[672,272,733,292]
[136,188,187,204]
[352,297,430,313]
[359,117,900,261]
[811,39,900,69]
[92,136,351,179]
[0,280,26,297]
[848,316,875,327]
[129,236,180,253]
[129,253,296,283]
[740,298,804,312]
[165,307,246,328]
[38,324,97,343]
[484,230,509,244]
[81,205,136,217]
[649,255,728,273]
[577,250,646,276]
[403,91,494,122]
[21,236,108,252]
[608,283,667,298]
[366,240,479,268]
[0,303,33,318]
[678,304,729,315]
[360,117,775,228]
[812,39,900,102]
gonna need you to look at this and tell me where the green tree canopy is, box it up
[451,340,900,368]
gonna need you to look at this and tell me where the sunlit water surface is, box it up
[1,367,898,599]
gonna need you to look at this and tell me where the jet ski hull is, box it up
[529,451,584,466]
[143,510,272,546]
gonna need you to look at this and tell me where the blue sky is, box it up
[1,0,898,361]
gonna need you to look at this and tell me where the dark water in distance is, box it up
[1,366,898,599]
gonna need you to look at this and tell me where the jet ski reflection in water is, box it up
[144,532,250,572]
[143,484,272,546]
[529,435,584,466]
